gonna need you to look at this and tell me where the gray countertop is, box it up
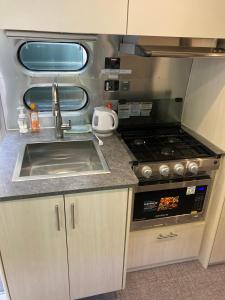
[0,129,138,200]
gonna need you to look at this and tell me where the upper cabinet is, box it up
[1,0,225,38]
[127,0,225,38]
[0,0,128,34]
[0,0,225,38]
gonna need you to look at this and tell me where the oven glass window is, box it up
[18,42,88,71]
[133,185,208,221]
[23,86,88,112]
[157,196,179,211]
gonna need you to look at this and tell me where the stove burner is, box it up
[161,147,175,156]
[133,139,146,146]
[121,127,214,163]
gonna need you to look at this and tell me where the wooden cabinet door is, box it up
[127,0,225,38]
[0,0,128,35]
[0,196,69,300]
[65,189,129,300]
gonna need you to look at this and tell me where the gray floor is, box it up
[84,261,225,300]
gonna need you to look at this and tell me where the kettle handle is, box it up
[110,110,119,130]
[92,115,99,130]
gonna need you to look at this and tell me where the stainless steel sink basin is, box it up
[13,139,110,181]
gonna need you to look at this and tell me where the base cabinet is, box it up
[0,196,69,300]
[127,222,205,270]
[0,189,130,300]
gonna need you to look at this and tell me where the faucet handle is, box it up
[67,120,72,130]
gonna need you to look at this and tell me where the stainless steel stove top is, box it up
[120,127,220,182]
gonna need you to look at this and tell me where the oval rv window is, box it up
[18,42,88,71]
[24,86,88,112]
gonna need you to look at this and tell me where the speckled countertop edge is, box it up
[0,129,138,201]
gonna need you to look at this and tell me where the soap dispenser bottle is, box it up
[17,106,29,134]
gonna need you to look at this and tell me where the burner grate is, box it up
[123,130,214,162]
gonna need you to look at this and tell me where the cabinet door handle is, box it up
[55,205,61,231]
[168,232,178,238]
[71,203,75,229]
[157,234,167,239]
[157,232,178,240]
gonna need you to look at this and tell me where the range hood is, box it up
[120,36,225,58]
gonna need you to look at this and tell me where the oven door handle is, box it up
[157,232,178,239]
[135,178,211,193]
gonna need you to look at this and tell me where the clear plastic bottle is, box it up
[30,103,40,133]
[17,106,28,134]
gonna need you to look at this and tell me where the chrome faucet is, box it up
[52,83,71,139]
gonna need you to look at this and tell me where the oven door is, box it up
[132,178,211,230]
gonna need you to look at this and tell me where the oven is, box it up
[131,178,211,231]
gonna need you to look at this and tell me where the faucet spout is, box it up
[52,83,71,139]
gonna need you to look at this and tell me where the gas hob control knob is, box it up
[159,165,170,177]
[174,163,185,176]
[141,166,152,178]
[188,162,199,174]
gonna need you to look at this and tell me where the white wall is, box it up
[182,58,225,151]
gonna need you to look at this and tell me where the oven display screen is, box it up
[157,196,179,211]
[144,201,157,212]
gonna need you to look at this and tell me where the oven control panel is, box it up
[193,186,207,211]
[134,157,219,181]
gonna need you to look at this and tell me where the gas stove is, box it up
[119,125,221,230]
[117,98,221,229]
[120,126,220,183]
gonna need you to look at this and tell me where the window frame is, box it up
[17,41,89,72]
[23,85,89,113]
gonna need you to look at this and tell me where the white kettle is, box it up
[92,106,118,137]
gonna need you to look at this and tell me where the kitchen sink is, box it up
[13,139,110,181]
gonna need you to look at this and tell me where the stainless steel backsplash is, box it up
[117,55,192,100]
[0,31,193,130]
